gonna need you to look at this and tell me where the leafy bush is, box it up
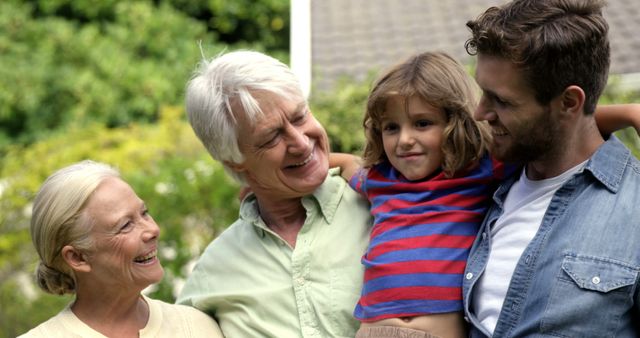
[0,0,289,150]
[18,0,289,53]
[166,0,290,53]
[0,1,221,148]
[311,76,373,154]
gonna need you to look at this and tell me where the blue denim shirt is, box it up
[463,136,640,338]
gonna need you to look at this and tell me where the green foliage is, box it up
[10,0,289,52]
[29,0,120,21]
[14,0,289,53]
[0,276,72,338]
[1,107,240,336]
[0,0,290,150]
[0,1,220,148]
[165,0,290,52]
[311,76,373,154]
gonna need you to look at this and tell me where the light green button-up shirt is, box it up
[177,169,372,338]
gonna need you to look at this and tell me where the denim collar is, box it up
[583,135,630,193]
[493,136,630,205]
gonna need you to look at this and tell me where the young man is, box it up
[462,1,640,337]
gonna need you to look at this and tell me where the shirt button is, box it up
[592,276,601,284]
[297,277,305,285]
[482,232,487,240]
[464,316,470,322]
[466,272,473,280]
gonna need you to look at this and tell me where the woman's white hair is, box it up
[185,50,305,183]
[30,160,120,295]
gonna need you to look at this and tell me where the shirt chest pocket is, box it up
[541,254,639,338]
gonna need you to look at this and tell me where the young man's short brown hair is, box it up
[465,0,610,114]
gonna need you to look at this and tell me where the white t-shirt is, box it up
[18,295,224,338]
[473,161,587,334]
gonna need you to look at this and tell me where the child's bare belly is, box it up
[359,312,467,338]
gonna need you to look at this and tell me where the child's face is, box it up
[381,95,446,181]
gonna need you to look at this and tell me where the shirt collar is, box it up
[239,168,346,236]
[308,167,345,224]
[583,135,630,193]
[494,136,631,204]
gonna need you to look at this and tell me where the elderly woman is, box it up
[176,50,372,337]
[19,160,223,338]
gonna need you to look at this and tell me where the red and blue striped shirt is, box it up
[350,154,509,321]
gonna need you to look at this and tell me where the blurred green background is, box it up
[1,0,638,337]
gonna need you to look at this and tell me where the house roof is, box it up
[297,0,640,94]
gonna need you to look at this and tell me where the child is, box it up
[331,51,640,338]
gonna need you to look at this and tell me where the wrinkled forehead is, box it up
[85,177,141,231]
[231,90,306,128]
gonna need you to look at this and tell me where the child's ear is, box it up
[61,245,91,273]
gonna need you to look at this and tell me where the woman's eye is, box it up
[119,221,133,232]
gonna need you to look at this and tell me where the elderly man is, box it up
[462,0,640,337]
[176,50,371,338]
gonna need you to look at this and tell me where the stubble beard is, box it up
[492,107,561,165]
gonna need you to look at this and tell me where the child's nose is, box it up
[399,128,415,146]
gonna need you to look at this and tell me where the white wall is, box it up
[290,0,312,98]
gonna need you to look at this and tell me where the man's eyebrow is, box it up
[483,89,507,101]
[295,101,307,112]
[482,88,497,97]
[258,125,279,137]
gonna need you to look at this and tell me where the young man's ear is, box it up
[560,85,586,117]
[61,245,91,273]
